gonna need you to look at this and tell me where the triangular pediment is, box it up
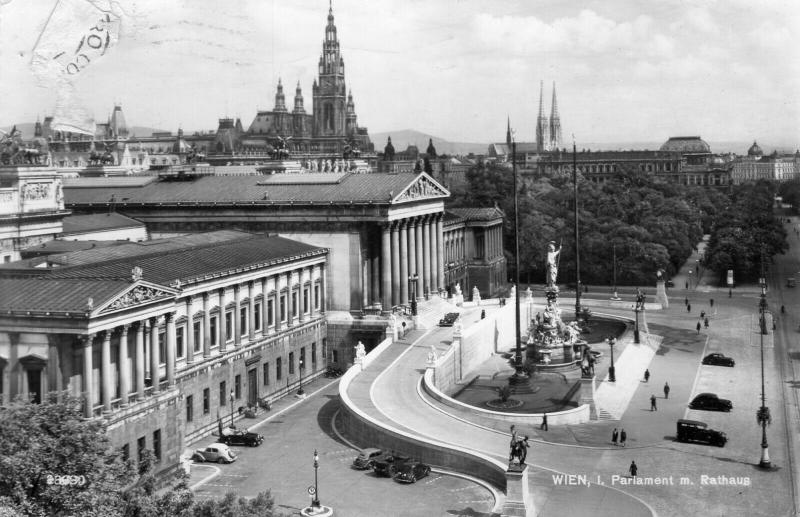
[94,281,179,316]
[392,172,450,204]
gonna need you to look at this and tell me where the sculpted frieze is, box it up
[103,285,173,312]
[395,176,446,202]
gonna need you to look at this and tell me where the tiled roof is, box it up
[21,240,122,257]
[62,212,145,234]
[44,233,325,286]
[64,173,439,206]
[447,207,505,222]
[0,277,129,314]
[63,176,157,188]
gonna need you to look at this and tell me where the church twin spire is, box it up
[536,81,561,152]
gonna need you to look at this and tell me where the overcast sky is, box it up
[0,0,798,147]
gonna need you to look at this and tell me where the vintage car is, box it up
[438,312,460,327]
[372,453,410,477]
[217,428,264,447]
[676,419,727,447]
[352,448,384,470]
[192,444,237,464]
[393,462,432,483]
[701,353,735,367]
[689,393,733,412]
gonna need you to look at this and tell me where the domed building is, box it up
[747,141,764,158]
[659,136,711,154]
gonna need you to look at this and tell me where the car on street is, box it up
[438,312,460,327]
[702,353,735,367]
[393,462,432,483]
[352,448,384,470]
[676,419,727,447]
[218,428,264,447]
[666,279,675,288]
[373,453,410,477]
[689,393,732,412]
[192,444,237,464]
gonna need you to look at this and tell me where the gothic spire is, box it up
[506,116,511,146]
[550,82,559,120]
[538,80,546,118]
[274,78,287,112]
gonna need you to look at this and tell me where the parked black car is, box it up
[393,462,431,483]
[666,279,675,288]
[676,419,727,447]
[352,448,384,470]
[438,312,460,327]
[373,453,410,477]
[702,353,735,367]
[689,393,732,412]
[218,428,264,447]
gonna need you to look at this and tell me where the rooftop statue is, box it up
[546,241,561,289]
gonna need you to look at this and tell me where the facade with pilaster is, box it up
[0,231,327,475]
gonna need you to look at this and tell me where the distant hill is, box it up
[2,123,167,139]
[370,129,488,156]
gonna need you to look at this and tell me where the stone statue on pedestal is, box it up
[546,241,561,289]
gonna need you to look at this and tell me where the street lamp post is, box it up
[757,265,771,468]
[312,449,321,508]
[606,336,616,382]
[573,137,581,320]
[297,356,305,396]
[509,135,528,385]
[229,389,235,429]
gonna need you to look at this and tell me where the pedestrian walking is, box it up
[650,394,657,411]
[664,382,670,399]
[620,429,627,447]
[704,317,709,328]
[612,428,619,446]
[540,413,548,431]
[629,461,638,477]
[700,310,705,319]
[710,298,714,308]
[644,369,650,383]
[685,281,689,289]
[696,321,701,333]
[481,309,486,320]
[687,303,692,312]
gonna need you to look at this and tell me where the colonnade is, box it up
[78,264,326,418]
[377,213,444,309]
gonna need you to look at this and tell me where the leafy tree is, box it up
[191,491,279,517]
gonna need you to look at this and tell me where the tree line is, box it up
[449,161,783,286]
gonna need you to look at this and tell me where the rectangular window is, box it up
[137,436,146,464]
[303,288,309,314]
[176,326,185,359]
[234,374,241,399]
[158,332,166,365]
[254,303,262,331]
[225,311,233,341]
[210,316,218,346]
[280,295,286,322]
[322,338,327,359]
[312,342,317,368]
[219,381,226,407]
[268,299,275,326]
[332,349,338,363]
[193,321,202,353]
[152,430,161,462]
[292,293,298,320]
[240,307,248,336]
[263,362,269,385]
[186,395,193,422]
[203,388,210,414]
[314,285,320,310]
[289,352,295,375]
[122,443,130,461]
[300,347,306,372]
[276,357,282,380]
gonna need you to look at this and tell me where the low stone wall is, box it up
[337,346,508,491]
[422,369,590,426]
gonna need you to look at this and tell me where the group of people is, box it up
[645,369,670,411]
[685,298,713,333]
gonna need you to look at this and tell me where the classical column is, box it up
[135,322,145,400]
[202,293,211,357]
[186,298,195,364]
[430,216,439,294]
[261,278,270,333]
[101,330,112,412]
[0,359,9,406]
[415,217,424,298]
[248,282,256,340]
[422,216,432,296]
[149,317,160,393]
[399,220,409,304]
[381,223,392,310]
[81,334,95,418]
[371,253,380,306]
[320,263,327,312]
[299,270,307,323]
[165,313,176,387]
[436,214,445,291]
[119,325,130,405]
[286,271,294,326]
[391,222,401,306]
[310,267,318,318]
[46,335,63,401]
[218,288,227,353]
[233,285,241,346]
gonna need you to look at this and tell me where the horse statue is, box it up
[0,127,43,166]
[185,144,206,164]
[269,136,292,160]
[342,138,361,160]
[88,150,114,166]
[509,434,529,465]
